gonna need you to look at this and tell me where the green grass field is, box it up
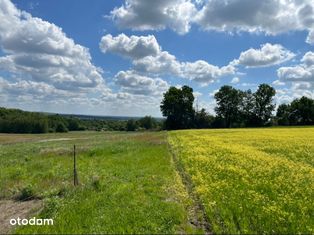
[0,132,197,234]
[0,128,313,234]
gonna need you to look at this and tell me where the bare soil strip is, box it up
[0,200,42,234]
[37,138,74,143]
[168,140,212,234]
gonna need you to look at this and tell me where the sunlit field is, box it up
[0,132,197,234]
[1,128,313,234]
[169,127,314,234]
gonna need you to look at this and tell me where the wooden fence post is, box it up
[73,144,79,186]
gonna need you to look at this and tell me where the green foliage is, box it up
[138,116,157,130]
[252,84,276,125]
[276,104,291,125]
[194,108,214,128]
[0,108,72,133]
[276,96,314,125]
[214,85,243,127]
[81,119,127,131]
[160,85,195,130]
[0,108,49,133]
[56,122,68,133]
[0,107,162,133]
[67,118,80,131]
[214,84,276,127]
[126,119,138,131]
[161,84,278,130]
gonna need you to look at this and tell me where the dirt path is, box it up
[37,138,74,143]
[168,139,212,235]
[0,200,42,234]
[0,135,75,145]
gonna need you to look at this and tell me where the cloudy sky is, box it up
[0,0,314,117]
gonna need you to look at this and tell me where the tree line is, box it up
[0,107,162,133]
[160,84,314,130]
[277,97,314,126]
[0,108,82,133]
[2,84,313,133]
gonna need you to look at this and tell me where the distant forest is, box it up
[1,83,314,133]
[0,107,162,133]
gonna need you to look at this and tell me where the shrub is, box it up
[56,122,68,132]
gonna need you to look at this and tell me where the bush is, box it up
[126,119,138,131]
[138,116,157,130]
[56,122,68,132]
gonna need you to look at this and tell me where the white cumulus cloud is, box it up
[114,70,169,96]
[236,43,295,68]
[0,0,104,91]
[100,34,236,85]
[277,51,314,102]
[133,51,181,75]
[181,60,235,85]
[110,0,197,35]
[111,0,314,44]
[99,33,161,60]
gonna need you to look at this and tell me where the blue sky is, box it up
[1,0,314,117]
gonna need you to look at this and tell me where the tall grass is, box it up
[1,132,195,233]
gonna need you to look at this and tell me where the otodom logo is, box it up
[10,217,53,226]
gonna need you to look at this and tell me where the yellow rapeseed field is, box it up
[169,127,314,234]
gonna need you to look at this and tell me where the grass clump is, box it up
[91,176,101,191]
[16,184,36,201]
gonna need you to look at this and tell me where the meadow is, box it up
[169,127,314,234]
[0,132,198,234]
[0,128,313,234]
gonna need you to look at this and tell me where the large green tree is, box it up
[252,84,276,126]
[160,86,195,130]
[289,96,314,125]
[276,103,291,126]
[240,89,256,126]
[214,85,243,128]
[194,108,214,128]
